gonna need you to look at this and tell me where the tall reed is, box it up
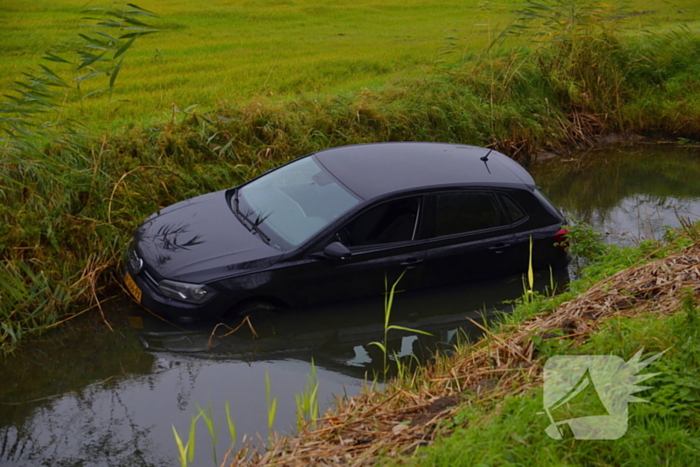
[0,3,159,353]
[369,271,433,378]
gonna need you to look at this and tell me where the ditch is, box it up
[1,142,699,466]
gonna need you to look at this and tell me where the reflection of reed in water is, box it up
[531,143,700,242]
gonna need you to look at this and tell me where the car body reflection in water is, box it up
[135,268,569,380]
[0,269,566,467]
[0,270,566,467]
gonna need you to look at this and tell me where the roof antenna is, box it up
[480,148,492,174]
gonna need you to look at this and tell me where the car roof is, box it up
[313,142,536,200]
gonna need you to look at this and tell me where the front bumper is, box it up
[124,265,228,321]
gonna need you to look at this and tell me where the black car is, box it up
[124,142,568,320]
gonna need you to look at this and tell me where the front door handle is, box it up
[400,257,423,269]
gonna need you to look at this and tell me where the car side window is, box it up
[433,192,503,237]
[499,193,526,223]
[336,197,420,247]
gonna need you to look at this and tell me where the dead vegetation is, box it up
[223,242,700,466]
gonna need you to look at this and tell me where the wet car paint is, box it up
[126,143,568,320]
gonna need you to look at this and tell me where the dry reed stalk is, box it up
[43,255,117,330]
[226,243,700,467]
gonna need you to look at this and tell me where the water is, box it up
[531,142,700,244]
[0,274,552,467]
[2,142,700,466]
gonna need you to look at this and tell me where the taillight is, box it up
[554,228,569,250]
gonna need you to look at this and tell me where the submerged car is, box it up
[124,142,568,320]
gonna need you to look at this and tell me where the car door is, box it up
[284,195,427,306]
[421,190,516,287]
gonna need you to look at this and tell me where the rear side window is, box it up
[433,192,503,237]
[499,194,527,223]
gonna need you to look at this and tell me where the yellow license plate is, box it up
[125,272,142,303]
[128,316,144,329]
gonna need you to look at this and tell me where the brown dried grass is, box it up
[224,243,700,467]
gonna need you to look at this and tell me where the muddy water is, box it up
[2,142,699,466]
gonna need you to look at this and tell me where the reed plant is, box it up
[0,3,160,354]
[172,402,238,467]
[197,404,223,466]
[510,0,631,113]
[295,359,320,431]
[265,368,278,442]
[437,0,700,154]
[369,271,433,378]
[168,362,328,465]
[172,411,198,467]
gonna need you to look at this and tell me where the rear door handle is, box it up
[489,243,511,253]
[400,257,423,269]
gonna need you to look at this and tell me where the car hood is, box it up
[133,190,283,283]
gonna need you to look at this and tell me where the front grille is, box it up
[142,269,159,288]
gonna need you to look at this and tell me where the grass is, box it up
[0,0,492,128]
[2,1,700,129]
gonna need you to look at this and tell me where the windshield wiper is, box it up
[249,220,270,244]
[233,188,242,215]
[233,189,271,244]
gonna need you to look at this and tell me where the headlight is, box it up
[157,280,215,303]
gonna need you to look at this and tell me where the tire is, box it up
[229,300,280,339]
[233,300,280,318]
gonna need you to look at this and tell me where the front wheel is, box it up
[228,300,280,339]
[233,300,280,318]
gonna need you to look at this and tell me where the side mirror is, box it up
[323,241,351,260]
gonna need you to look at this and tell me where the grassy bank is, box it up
[388,238,700,466]
[394,308,700,466]
[3,1,700,353]
[210,224,700,466]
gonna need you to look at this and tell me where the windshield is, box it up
[237,156,361,247]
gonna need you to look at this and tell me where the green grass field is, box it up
[2,0,700,128]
